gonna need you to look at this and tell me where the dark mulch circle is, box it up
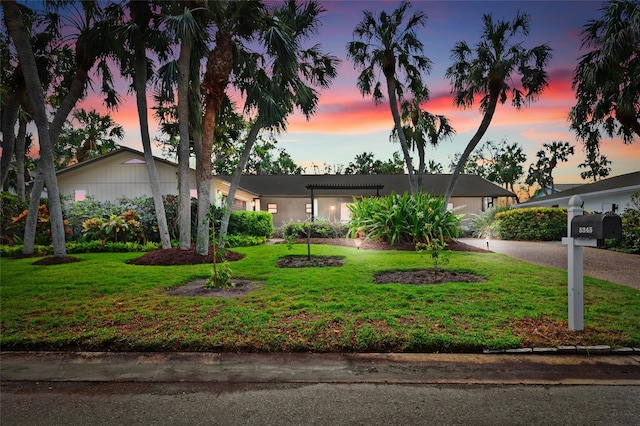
[32,256,83,266]
[294,238,490,253]
[127,247,245,266]
[276,255,345,268]
[374,269,487,285]
[167,279,260,298]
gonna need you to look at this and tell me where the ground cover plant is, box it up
[1,243,638,352]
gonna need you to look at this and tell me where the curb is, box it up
[483,345,640,355]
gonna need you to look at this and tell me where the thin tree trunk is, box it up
[444,92,499,203]
[15,117,27,201]
[416,143,425,190]
[218,121,261,248]
[0,82,25,187]
[4,0,66,257]
[177,33,193,250]
[385,74,416,194]
[133,36,172,249]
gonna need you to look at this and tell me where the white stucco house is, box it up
[515,171,640,213]
[56,147,516,227]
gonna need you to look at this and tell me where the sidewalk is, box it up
[459,238,640,290]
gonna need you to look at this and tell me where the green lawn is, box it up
[1,243,639,352]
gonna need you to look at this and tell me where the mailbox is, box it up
[570,213,622,240]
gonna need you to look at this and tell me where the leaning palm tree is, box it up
[10,0,121,255]
[443,12,552,203]
[347,1,432,194]
[391,98,455,188]
[3,0,67,257]
[217,0,339,247]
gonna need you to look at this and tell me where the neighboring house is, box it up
[516,171,640,213]
[56,147,515,226]
[531,183,582,199]
[221,173,515,226]
[56,147,258,210]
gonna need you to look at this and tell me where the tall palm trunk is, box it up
[384,72,417,194]
[15,117,27,201]
[133,36,172,250]
[0,80,25,187]
[177,33,193,250]
[218,120,261,248]
[197,31,234,255]
[4,0,66,257]
[444,90,500,203]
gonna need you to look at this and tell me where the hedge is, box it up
[495,207,567,241]
[228,210,274,239]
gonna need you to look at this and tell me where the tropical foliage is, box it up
[347,192,461,245]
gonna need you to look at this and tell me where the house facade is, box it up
[56,148,516,227]
[515,171,640,213]
[56,147,258,209]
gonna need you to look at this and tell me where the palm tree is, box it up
[10,0,120,255]
[217,0,339,247]
[391,98,455,188]
[111,0,173,250]
[160,1,207,250]
[346,1,432,194]
[570,0,640,148]
[3,0,67,257]
[195,0,264,255]
[443,12,552,203]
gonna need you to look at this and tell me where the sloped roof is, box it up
[519,171,640,206]
[218,174,515,198]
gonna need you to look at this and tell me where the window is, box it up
[305,203,312,213]
[268,203,278,214]
[124,158,145,164]
[233,199,246,209]
[74,189,86,202]
[189,189,198,199]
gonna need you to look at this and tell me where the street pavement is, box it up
[2,351,640,425]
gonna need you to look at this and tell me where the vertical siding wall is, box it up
[58,152,189,203]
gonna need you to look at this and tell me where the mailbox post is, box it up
[561,195,623,331]
[562,195,587,331]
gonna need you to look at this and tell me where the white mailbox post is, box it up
[561,195,623,331]
[561,195,594,331]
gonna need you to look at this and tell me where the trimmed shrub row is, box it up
[495,207,567,241]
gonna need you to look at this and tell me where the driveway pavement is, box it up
[459,238,640,290]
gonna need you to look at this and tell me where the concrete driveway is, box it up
[459,238,640,290]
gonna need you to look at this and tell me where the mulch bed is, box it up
[374,269,487,285]
[167,279,260,298]
[293,238,490,253]
[127,247,245,266]
[276,255,345,268]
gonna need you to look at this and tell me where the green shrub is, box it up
[0,192,28,244]
[0,241,160,257]
[225,234,267,248]
[608,191,640,254]
[228,210,273,238]
[495,207,567,241]
[469,205,511,238]
[347,192,461,245]
[282,219,348,240]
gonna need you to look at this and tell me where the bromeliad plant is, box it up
[347,192,462,245]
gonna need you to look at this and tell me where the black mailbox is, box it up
[571,213,622,240]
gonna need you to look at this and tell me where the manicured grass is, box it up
[1,244,639,352]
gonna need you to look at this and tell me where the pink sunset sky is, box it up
[74,0,639,184]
